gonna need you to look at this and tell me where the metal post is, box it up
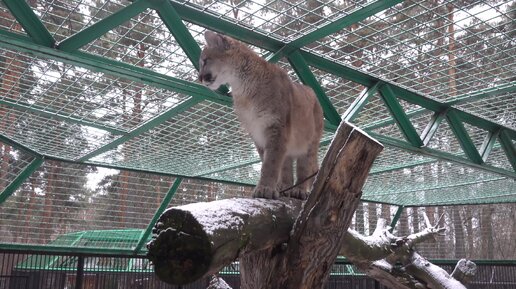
[389,205,404,233]
[75,255,84,289]
[133,178,183,253]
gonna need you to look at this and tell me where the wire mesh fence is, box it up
[1,250,515,289]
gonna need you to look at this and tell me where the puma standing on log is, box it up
[199,31,323,200]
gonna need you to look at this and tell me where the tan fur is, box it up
[199,31,323,199]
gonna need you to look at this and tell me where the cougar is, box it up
[199,31,323,199]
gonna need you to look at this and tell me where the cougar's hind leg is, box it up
[278,156,294,197]
[294,144,319,200]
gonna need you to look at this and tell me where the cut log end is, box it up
[147,210,213,285]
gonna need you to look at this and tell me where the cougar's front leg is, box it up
[253,127,287,199]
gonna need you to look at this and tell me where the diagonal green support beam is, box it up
[367,82,516,131]
[446,111,484,164]
[0,99,128,135]
[134,177,182,254]
[343,81,381,122]
[389,205,404,233]
[78,97,203,161]
[498,130,516,171]
[0,156,43,204]
[1,0,54,47]
[421,110,447,147]
[58,0,151,52]
[287,50,341,126]
[479,129,500,162]
[379,84,423,147]
[289,0,404,48]
[153,0,201,70]
[302,50,516,139]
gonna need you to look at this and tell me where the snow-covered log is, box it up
[350,217,476,289]
[146,198,302,284]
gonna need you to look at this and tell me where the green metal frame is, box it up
[1,0,54,46]
[342,82,381,123]
[0,0,513,223]
[0,156,43,204]
[134,178,182,253]
[389,205,404,233]
[58,0,152,52]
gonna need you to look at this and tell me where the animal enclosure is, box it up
[0,0,514,288]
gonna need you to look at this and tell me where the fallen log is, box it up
[146,197,302,284]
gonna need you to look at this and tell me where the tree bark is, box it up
[260,123,383,289]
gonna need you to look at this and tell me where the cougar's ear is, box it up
[204,31,231,51]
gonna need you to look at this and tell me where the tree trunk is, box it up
[453,207,465,259]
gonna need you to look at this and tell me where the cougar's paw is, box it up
[288,188,309,200]
[253,185,279,199]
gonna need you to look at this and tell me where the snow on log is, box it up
[146,197,302,285]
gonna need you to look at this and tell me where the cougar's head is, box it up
[199,31,235,90]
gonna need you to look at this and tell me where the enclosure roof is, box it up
[0,0,514,207]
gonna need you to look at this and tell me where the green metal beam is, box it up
[0,133,42,158]
[446,111,483,164]
[370,176,507,198]
[78,97,203,161]
[154,0,201,69]
[287,50,341,126]
[342,82,381,122]
[1,0,54,47]
[367,132,516,179]
[302,48,516,138]
[0,243,137,256]
[0,29,231,106]
[0,99,128,135]
[498,130,516,171]
[134,177,182,254]
[196,159,260,177]
[446,82,516,106]
[169,1,284,52]
[289,0,404,48]
[379,84,423,147]
[389,205,404,233]
[0,156,43,204]
[58,0,151,52]
[421,110,447,147]
[368,82,516,132]
[370,158,437,175]
[479,129,500,162]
